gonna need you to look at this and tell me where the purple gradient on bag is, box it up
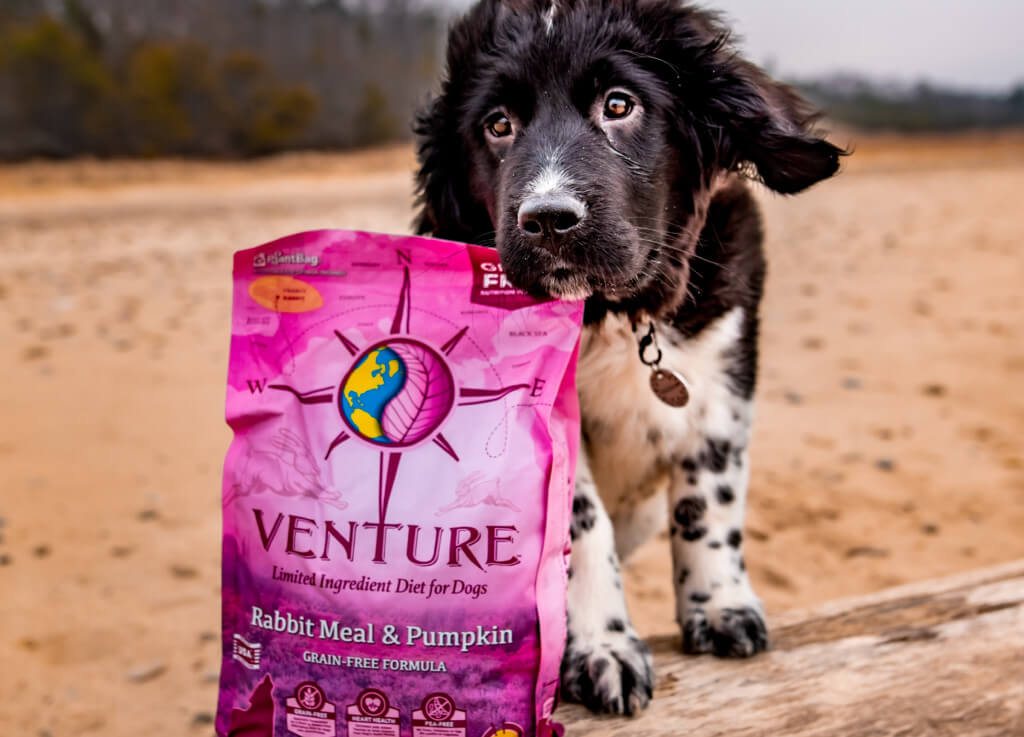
[216,231,583,737]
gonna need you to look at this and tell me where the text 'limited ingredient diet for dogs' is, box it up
[217,230,584,737]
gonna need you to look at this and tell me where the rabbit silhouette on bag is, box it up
[227,428,347,510]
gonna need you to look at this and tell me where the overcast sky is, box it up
[440,0,1023,91]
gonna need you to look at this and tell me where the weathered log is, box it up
[557,560,1024,736]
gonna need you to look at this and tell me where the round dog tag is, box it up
[650,368,690,407]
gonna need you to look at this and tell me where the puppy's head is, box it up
[415,0,843,304]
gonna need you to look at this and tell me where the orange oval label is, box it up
[248,276,323,313]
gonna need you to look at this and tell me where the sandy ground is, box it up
[2,134,1024,735]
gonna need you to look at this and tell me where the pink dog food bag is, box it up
[217,230,583,737]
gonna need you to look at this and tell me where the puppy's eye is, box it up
[603,93,634,120]
[485,113,513,138]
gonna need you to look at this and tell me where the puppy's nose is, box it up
[517,194,586,249]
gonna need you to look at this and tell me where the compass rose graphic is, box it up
[268,266,533,525]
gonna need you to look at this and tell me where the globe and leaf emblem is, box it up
[340,339,455,447]
[269,265,532,525]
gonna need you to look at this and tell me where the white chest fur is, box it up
[576,308,749,517]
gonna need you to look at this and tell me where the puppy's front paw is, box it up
[681,603,768,657]
[560,627,654,716]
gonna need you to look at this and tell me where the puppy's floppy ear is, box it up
[413,8,495,243]
[708,59,846,194]
[413,93,470,239]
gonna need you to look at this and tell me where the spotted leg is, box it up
[669,401,768,657]
[561,447,654,715]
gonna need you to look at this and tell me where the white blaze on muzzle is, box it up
[528,164,573,198]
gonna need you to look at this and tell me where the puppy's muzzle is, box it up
[517,193,586,253]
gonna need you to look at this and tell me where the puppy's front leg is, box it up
[669,404,768,657]
[561,447,653,716]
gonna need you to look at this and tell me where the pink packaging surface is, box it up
[217,231,583,737]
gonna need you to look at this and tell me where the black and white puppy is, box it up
[414,0,843,716]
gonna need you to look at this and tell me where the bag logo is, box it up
[253,250,320,268]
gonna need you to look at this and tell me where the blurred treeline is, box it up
[797,75,1024,133]
[2,1,1023,160]
[0,0,446,158]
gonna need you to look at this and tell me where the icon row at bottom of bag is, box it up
[280,681,525,737]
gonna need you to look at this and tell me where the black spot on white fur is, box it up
[570,494,597,541]
[727,529,743,548]
[716,485,736,504]
[673,496,708,541]
[682,526,707,542]
[701,439,731,473]
[673,496,706,527]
